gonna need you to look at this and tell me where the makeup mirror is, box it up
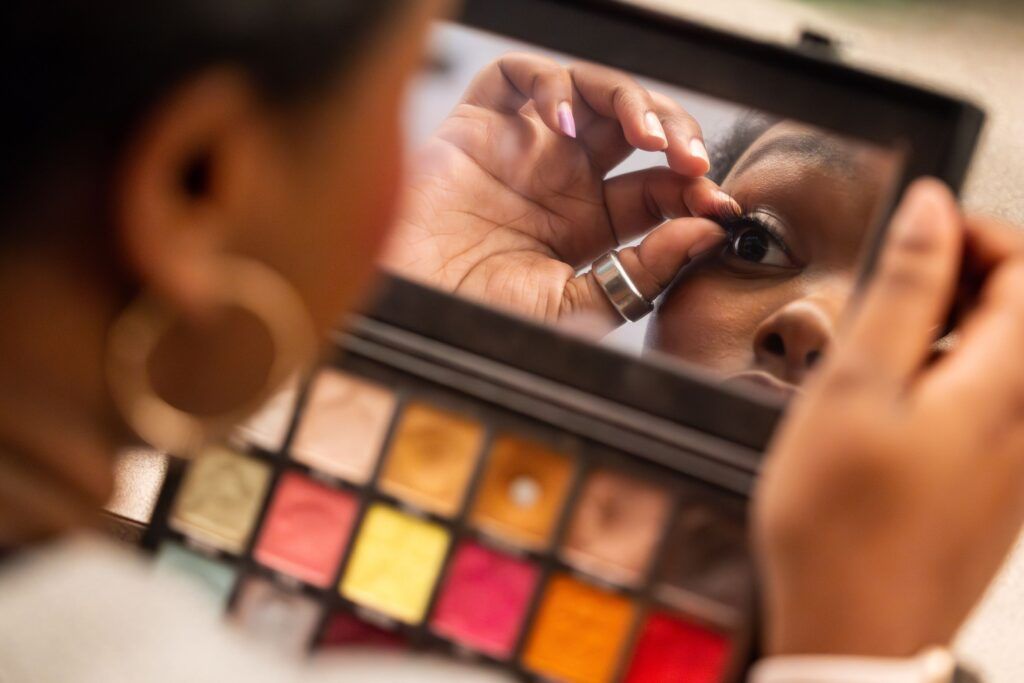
[381,0,980,406]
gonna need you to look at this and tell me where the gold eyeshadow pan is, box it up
[144,362,755,683]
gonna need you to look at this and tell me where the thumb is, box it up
[561,217,725,332]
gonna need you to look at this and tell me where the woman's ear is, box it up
[114,69,268,319]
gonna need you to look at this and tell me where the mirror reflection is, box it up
[384,23,902,400]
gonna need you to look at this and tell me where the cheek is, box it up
[649,275,777,372]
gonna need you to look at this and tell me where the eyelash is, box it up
[710,206,794,263]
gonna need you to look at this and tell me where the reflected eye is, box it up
[722,210,795,269]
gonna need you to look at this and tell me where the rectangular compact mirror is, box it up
[382,0,982,417]
[139,3,984,681]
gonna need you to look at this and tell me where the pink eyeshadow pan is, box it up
[253,472,359,587]
[430,540,539,659]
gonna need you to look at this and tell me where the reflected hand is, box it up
[755,178,1024,656]
[384,53,737,330]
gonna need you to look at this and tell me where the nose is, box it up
[753,299,835,385]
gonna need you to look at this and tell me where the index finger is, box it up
[461,52,574,137]
[828,179,962,389]
[569,62,707,172]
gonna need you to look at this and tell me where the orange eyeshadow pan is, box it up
[523,574,637,683]
[469,435,575,550]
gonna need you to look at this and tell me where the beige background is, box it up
[110,2,1024,680]
[631,0,1024,224]
[625,0,1024,678]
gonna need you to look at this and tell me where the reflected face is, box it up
[647,121,897,394]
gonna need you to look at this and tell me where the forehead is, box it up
[727,121,884,184]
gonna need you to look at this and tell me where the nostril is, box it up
[805,350,822,368]
[761,332,785,357]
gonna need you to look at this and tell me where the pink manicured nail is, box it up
[644,112,668,148]
[557,101,576,138]
[689,138,710,170]
[687,230,726,259]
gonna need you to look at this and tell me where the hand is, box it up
[384,53,736,331]
[754,178,1024,656]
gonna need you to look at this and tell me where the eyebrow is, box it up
[730,132,859,180]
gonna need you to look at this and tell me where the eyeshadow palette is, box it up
[144,286,763,683]
[138,0,986,677]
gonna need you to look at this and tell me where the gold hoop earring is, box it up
[106,257,317,455]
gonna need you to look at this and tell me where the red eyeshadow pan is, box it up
[623,612,731,683]
[319,611,406,649]
[253,472,358,587]
[430,540,539,658]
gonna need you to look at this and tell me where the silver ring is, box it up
[591,250,653,322]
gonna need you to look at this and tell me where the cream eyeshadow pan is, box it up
[146,368,751,683]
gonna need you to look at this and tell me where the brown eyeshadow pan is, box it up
[561,468,672,586]
[655,497,753,622]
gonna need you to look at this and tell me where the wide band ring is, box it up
[591,250,653,323]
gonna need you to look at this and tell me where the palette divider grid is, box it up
[140,456,188,553]
[608,587,657,683]
[144,355,755,681]
[273,367,319,458]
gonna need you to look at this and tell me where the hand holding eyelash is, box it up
[383,52,739,331]
[754,178,1024,658]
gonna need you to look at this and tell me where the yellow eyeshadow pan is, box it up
[169,446,270,553]
[378,402,484,517]
[340,504,450,624]
[469,435,575,550]
[290,370,396,484]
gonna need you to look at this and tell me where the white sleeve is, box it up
[749,649,958,683]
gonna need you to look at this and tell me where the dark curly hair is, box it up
[0,0,404,241]
[707,112,778,186]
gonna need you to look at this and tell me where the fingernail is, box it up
[687,229,726,259]
[689,138,710,171]
[557,101,576,138]
[715,190,742,217]
[644,111,668,148]
[893,181,940,247]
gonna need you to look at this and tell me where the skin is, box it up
[648,121,900,391]
[2,12,1024,667]
[756,181,1024,655]
[384,53,733,331]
